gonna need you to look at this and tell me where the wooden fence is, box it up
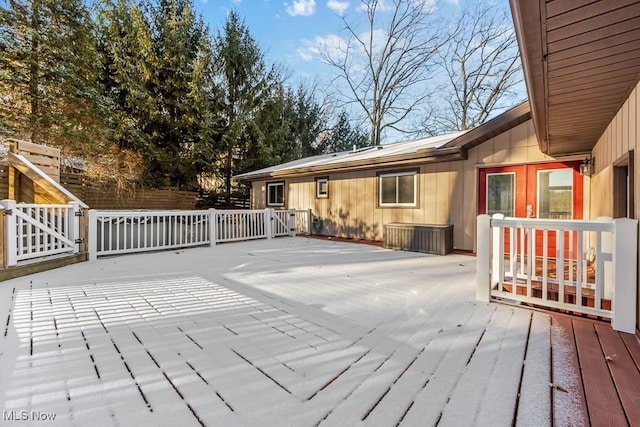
[60,173,200,210]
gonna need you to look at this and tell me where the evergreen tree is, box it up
[0,0,108,152]
[323,111,368,154]
[145,0,219,187]
[214,11,268,199]
[97,0,156,156]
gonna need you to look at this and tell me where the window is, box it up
[379,171,417,207]
[316,177,328,198]
[267,182,284,206]
[537,169,572,219]
[486,173,515,217]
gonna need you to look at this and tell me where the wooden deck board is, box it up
[573,320,627,426]
[437,307,530,426]
[621,333,640,371]
[551,315,589,427]
[594,324,640,425]
[516,312,551,427]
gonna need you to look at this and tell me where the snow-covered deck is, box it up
[0,238,635,426]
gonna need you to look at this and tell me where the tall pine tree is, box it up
[214,11,268,199]
[0,0,108,152]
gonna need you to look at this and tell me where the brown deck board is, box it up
[573,320,627,426]
[551,315,589,427]
[594,324,640,425]
[621,333,640,372]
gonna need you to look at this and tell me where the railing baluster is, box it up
[542,229,548,301]
[595,230,604,310]
[526,227,533,298]
[557,229,564,304]
[576,231,583,308]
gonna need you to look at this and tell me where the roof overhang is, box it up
[234,148,467,182]
[510,0,640,156]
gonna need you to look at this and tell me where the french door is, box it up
[478,161,584,256]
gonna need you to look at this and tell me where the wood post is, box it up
[476,214,491,302]
[612,217,638,333]
[307,209,312,235]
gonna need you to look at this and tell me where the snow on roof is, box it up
[235,131,467,180]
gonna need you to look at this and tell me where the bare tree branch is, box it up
[321,0,443,145]
[424,2,523,134]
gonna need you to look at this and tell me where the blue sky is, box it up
[197,0,493,85]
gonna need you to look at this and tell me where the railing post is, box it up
[69,201,80,253]
[88,209,97,261]
[1,200,17,267]
[209,208,216,246]
[612,218,638,333]
[476,214,491,302]
[289,208,296,237]
[307,209,312,235]
[265,209,273,240]
[491,213,504,285]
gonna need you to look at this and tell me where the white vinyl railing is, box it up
[1,200,80,266]
[295,209,312,235]
[214,210,268,242]
[89,210,210,258]
[89,208,313,259]
[476,214,638,333]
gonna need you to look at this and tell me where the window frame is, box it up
[316,177,329,199]
[485,172,516,217]
[378,170,418,208]
[266,181,285,207]
[536,168,573,219]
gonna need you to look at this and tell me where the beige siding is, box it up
[591,80,640,221]
[250,120,587,250]
[590,79,640,328]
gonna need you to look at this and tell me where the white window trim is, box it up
[485,172,515,217]
[379,171,417,207]
[536,168,574,219]
[316,178,329,198]
[267,182,285,207]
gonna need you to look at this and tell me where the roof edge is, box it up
[443,101,531,150]
[234,148,466,182]
[509,0,548,154]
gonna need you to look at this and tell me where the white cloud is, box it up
[286,0,316,16]
[231,0,242,4]
[297,33,347,61]
[445,0,459,5]
[327,0,349,15]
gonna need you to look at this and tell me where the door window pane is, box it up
[538,169,572,219]
[487,173,514,216]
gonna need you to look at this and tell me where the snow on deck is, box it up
[0,238,573,426]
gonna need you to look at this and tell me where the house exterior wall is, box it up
[250,120,587,251]
[590,80,639,328]
[591,80,639,220]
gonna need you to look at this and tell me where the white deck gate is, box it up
[476,214,638,333]
[89,208,311,260]
[1,200,80,266]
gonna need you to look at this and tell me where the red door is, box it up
[478,161,584,257]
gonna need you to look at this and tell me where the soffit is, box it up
[510,0,640,156]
